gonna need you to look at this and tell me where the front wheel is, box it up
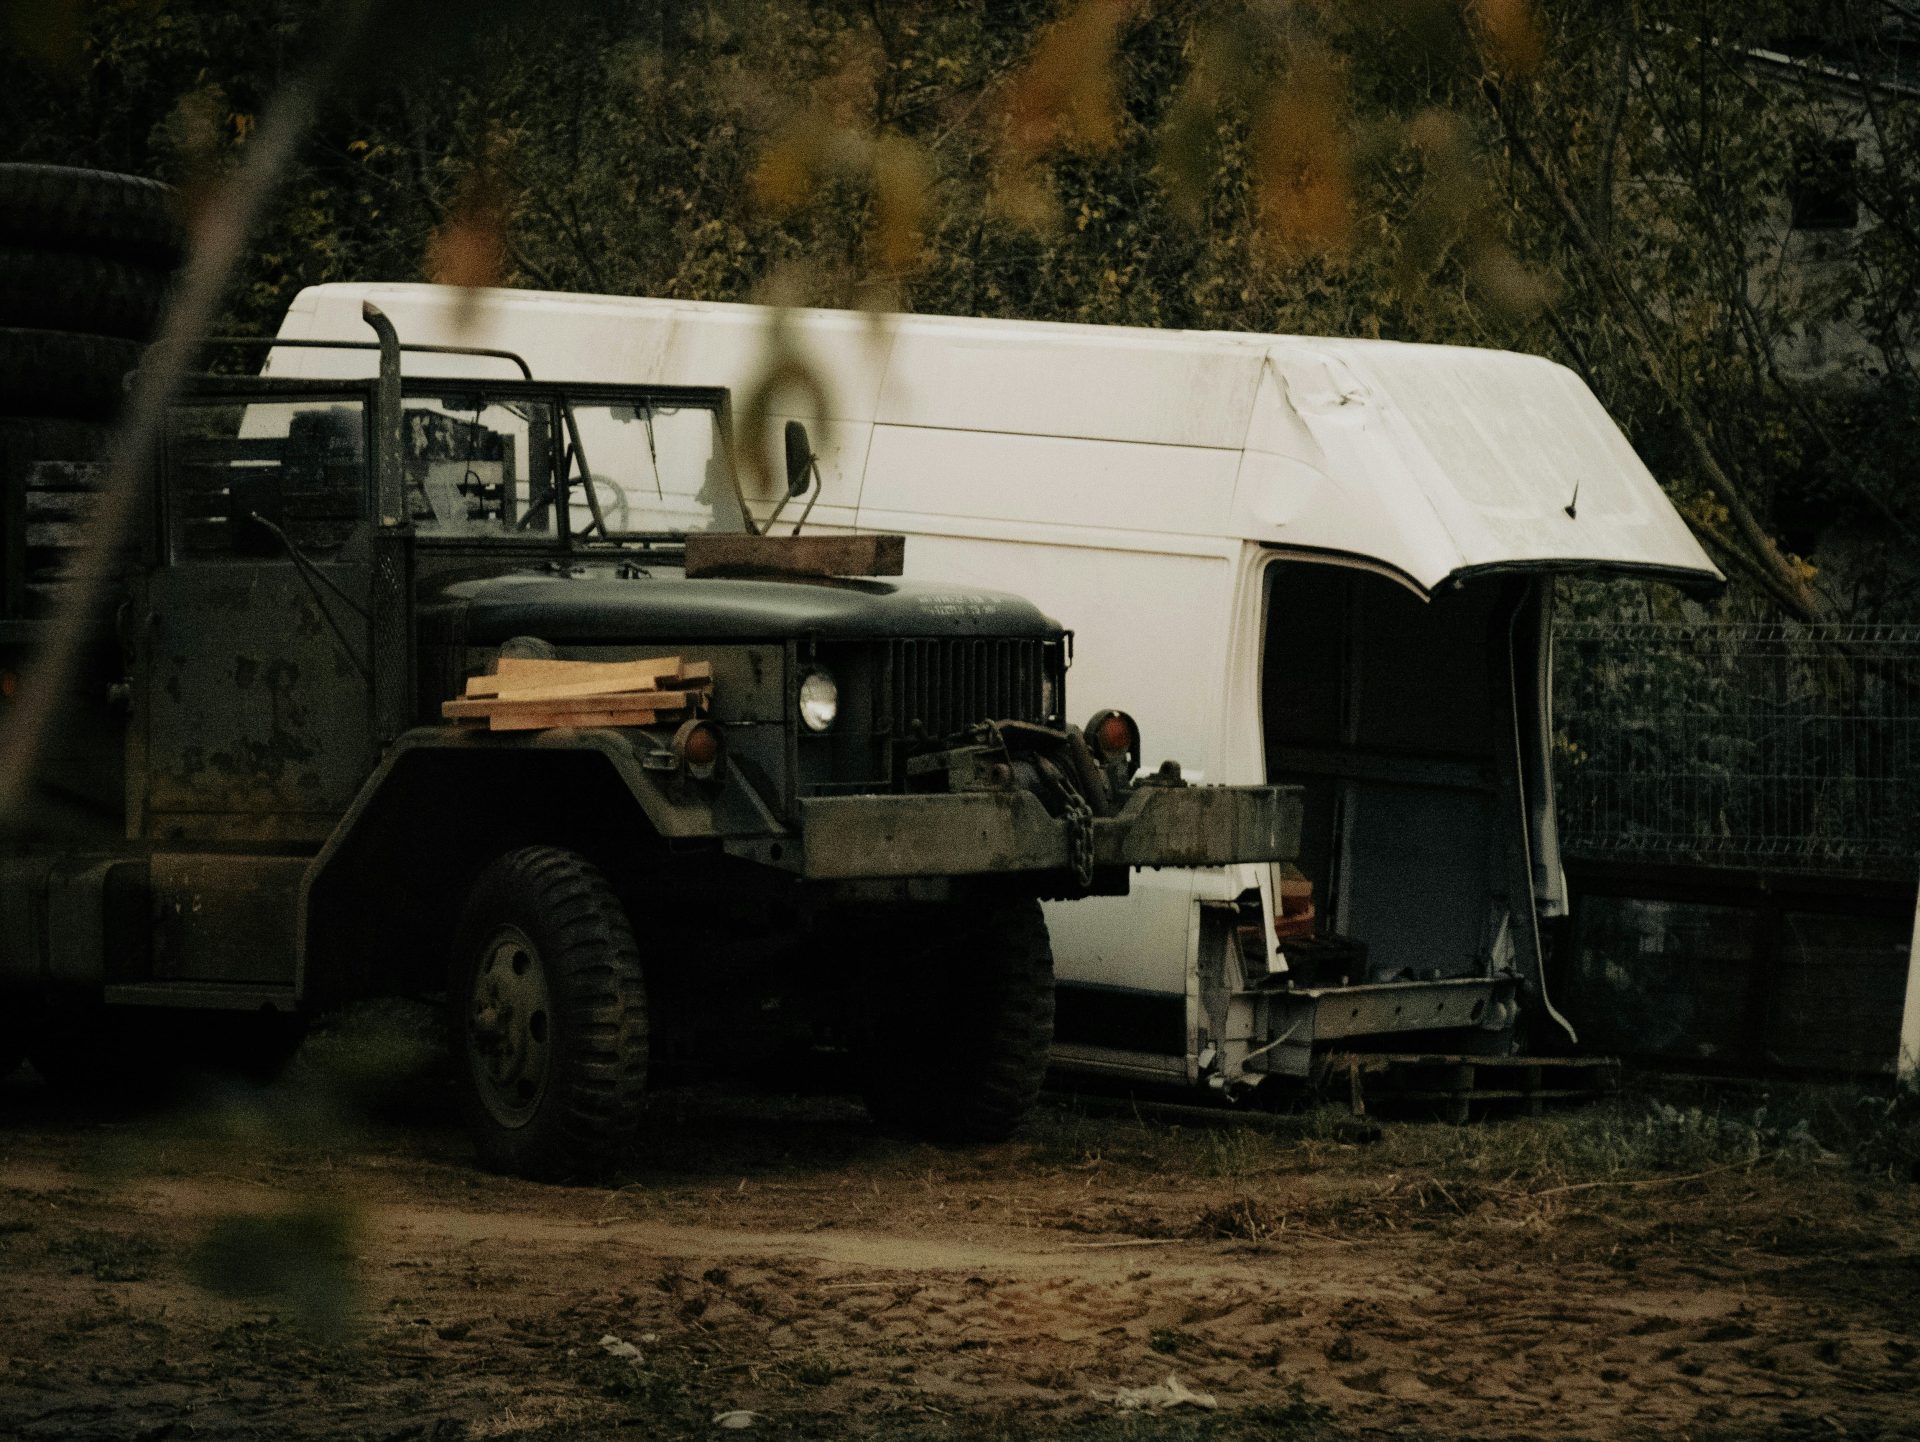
[857,895,1055,1143]
[450,847,648,1180]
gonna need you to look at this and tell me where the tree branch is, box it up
[1485,78,1824,621]
[1589,3,1635,250]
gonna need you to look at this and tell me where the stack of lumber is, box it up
[442,656,713,732]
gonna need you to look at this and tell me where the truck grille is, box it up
[885,637,1061,740]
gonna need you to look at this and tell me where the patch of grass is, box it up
[1191,1171,1496,1241]
[466,1393,614,1439]
[772,1391,1339,1441]
[1825,1077,1920,1183]
[207,1316,359,1375]
[1342,1071,1920,1200]
[189,1201,359,1340]
[48,1228,160,1282]
[1019,1105,1131,1172]
[1191,1128,1287,1182]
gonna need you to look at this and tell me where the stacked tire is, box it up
[0,165,180,617]
[1,169,179,1085]
[0,165,180,411]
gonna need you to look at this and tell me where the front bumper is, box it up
[785,783,1302,881]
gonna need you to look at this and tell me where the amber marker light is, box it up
[1087,708,1139,764]
[675,718,724,781]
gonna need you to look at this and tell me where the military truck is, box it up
[0,291,1299,1177]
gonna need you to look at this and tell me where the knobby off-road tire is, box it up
[450,847,649,1180]
[0,164,184,265]
[0,249,171,340]
[0,1012,24,1083]
[0,415,115,464]
[28,1010,173,1098]
[858,895,1056,1143]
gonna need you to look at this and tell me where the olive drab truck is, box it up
[0,275,1301,1177]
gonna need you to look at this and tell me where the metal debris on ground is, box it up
[1107,1373,1219,1410]
[597,1333,644,1363]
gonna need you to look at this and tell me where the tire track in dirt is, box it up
[4,1102,1919,1441]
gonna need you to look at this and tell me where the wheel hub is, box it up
[467,926,553,1129]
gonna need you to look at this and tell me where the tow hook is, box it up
[1136,759,1186,788]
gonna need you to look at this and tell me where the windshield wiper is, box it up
[640,400,662,500]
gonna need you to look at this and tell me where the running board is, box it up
[1048,1042,1192,1086]
[102,981,299,1012]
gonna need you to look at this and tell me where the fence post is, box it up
[1901,886,1920,1084]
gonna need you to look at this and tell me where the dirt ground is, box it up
[1,1047,1917,1442]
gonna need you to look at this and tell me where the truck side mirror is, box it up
[783,419,814,498]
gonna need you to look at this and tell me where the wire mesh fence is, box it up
[1553,621,1920,879]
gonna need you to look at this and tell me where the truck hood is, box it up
[418,564,1062,644]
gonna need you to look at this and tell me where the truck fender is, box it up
[296,726,783,1005]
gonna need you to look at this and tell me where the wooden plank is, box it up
[498,655,712,684]
[442,691,700,723]
[1380,1088,1598,1103]
[486,701,694,732]
[1343,1053,1620,1073]
[468,670,713,705]
[465,655,687,699]
[683,532,905,579]
[613,661,711,686]
[466,658,714,700]
[470,675,660,704]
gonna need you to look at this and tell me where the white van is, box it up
[271,285,1721,1095]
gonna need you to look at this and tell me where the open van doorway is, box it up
[1260,561,1547,1050]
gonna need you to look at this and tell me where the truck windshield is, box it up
[401,393,742,542]
[403,395,560,539]
[562,401,742,539]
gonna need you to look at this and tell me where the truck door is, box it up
[134,387,379,842]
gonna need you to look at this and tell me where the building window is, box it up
[1791,138,1859,230]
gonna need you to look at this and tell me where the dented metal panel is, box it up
[794,785,1301,880]
[140,563,374,828]
[1093,785,1301,870]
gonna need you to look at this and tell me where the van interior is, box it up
[1261,563,1543,995]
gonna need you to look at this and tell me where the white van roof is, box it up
[276,283,1721,595]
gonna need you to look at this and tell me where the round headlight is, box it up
[798,668,839,733]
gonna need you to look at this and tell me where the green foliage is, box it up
[1845,1075,1920,1182]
